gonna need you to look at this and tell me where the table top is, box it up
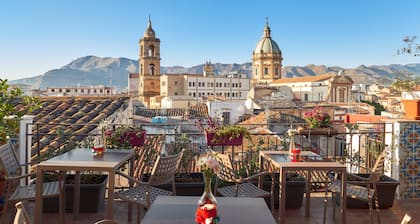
[142,196,276,224]
[37,148,134,170]
[260,151,346,169]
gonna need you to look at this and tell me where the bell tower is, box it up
[138,17,161,105]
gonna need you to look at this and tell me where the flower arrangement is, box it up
[303,106,331,128]
[103,125,146,149]
[195,154,221,224]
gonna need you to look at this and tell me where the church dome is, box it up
[254,22,281,54]
[143,19,155,38]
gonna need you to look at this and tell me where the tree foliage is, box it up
[398,36,420,56]
[361,100,386,115]
[391,71,419,92]
[0,79,41,144]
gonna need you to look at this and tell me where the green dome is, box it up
[255,37,281,54]
[254,21,281,54]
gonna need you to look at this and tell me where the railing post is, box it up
[19,115,34,186]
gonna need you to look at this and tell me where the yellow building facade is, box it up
[138,18,161,106]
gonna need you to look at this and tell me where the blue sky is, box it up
[1,0,419,80]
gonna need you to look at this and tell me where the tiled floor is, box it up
[1,194,418,223]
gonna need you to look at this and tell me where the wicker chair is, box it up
[0,143,65,224]
[329,150,387,224]
[13,201,31,224]
[115,150,184,223]
[212,151,274,212]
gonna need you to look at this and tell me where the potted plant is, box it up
[103,125,146,149]
[205,125,250,146]
[298,106,337,136]
[42,173,108,213]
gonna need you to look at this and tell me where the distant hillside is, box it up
[10,55,420,90]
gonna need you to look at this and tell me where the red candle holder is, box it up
[92,145,105,156]
[290,148,301,162]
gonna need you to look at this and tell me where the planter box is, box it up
[297,127,337,136]
[205,130,243,147]
[43,174,108,213]
[143,172,205,196]
[262,173,306,209]
[336,174,399,209]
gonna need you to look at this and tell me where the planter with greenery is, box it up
[205,125,250,146]
[43,174,108,213]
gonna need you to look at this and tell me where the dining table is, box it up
[33,148,135,224]
[259,150,347,224]
[141,196,277,224]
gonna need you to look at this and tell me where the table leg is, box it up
[305,170,312,217]
[74,171,81,220]
[128,156,134,221]
[107,171,115,219]
[341,170,347,224]
[34,168,44,224]
[279,167,286,224]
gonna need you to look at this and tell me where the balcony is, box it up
[2,121,418,223]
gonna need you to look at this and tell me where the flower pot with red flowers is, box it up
[205,125,250,147]
[104,125,146,149]
[298,106,337,136]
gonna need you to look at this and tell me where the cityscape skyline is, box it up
[1,0,419,80]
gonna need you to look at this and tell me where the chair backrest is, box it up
[369,150,387,183]
[147,149,184,186]
[371,150,386,174]
[401,214,412,224]
[132,135,164,180]
[14,201,31,224]
[0,143,21,177]
[212,152,237,183]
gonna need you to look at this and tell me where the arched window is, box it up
[148,45,155,57]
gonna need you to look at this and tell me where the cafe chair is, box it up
[329,150,387,224]
[115,150,184,223]
[0,143,65,224]
[13,201,31,224]
[212,151,274,213]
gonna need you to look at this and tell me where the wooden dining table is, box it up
[141,196,277,224]
[259,151,347,224]
[33,148,135,224]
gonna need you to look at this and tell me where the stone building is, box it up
[252,20,283,84]
[138,18,161,106]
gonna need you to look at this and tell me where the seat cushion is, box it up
[9,181,61,201]
[217,183,271,198]
[115,185,172,208]
[329,180,375,201]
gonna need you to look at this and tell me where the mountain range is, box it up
[9,55,420,90]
